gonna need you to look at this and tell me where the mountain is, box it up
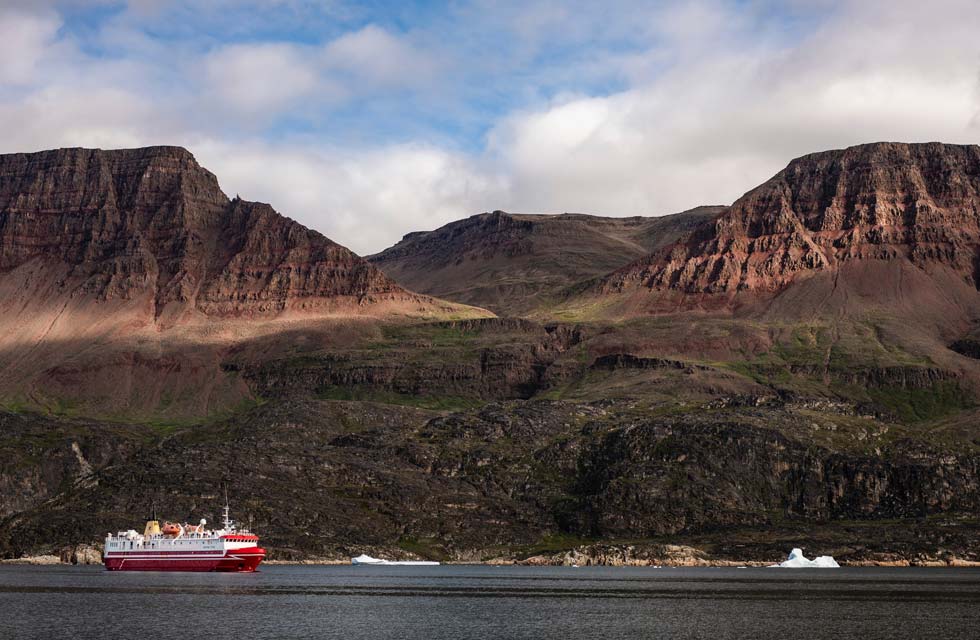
[2,142,980,566]
[0,146,461,321]
[369,207,725,316]
[0,146,487,418]
[594,142,980,326]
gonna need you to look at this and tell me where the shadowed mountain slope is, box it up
[369,207,725,316]
[0,146,459,321]
[0,146,488,418]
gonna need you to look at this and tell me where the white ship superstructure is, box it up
[103,503,265,572]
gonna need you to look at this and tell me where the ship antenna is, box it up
[223,486,232,531]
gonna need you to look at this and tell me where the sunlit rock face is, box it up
[600,142,980,318]
[0,146,486,419]
[0,146,405,320]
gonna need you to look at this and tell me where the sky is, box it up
[1,0,979,255]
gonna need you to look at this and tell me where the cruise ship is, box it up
[103,503,265,572]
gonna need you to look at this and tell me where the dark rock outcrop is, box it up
[240,319,587,401]
[590,353,710,372]
[2,400,977,562]
[0,409,146,519]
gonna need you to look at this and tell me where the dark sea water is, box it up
[1,564,978,639]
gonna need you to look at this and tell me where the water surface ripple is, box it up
[2,565,978,639]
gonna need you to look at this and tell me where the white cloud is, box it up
[482,0,980,218]
[1,0,980,257]
[0,7,61,84]
[0,86,166,151]
[321,25,439,90]
[202,43,321,119]
[191,26,439,128]
[194,140,505,255]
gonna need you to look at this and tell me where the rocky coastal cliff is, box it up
[2,398,978,565]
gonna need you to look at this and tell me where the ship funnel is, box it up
[144,520,161,537]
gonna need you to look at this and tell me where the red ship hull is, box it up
[104,547,265,572]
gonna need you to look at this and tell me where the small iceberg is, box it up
[351,554,440,566]
[771,548,840,568]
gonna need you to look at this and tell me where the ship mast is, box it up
[222,487,233,531]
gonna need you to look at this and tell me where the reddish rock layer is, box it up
[0,146,403,319]
[604,142,980,299]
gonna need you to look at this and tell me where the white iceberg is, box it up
[771,548,840,568]
[351,554,440,566]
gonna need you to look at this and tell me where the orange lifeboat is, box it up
[184,524,202,534]
[162,522,182,536]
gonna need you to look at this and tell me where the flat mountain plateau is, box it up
[2,142,979,566]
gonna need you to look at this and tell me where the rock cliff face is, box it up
[240,319,587,402]
[0,410,145,519]
[370,207,725,315]
[0,147,487,419]
[0,146,407,320]
[196,198,403,316]
[2,400,977,564]
[600,143,980,319]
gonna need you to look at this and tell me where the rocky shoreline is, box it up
[7,542,980,568]
[1,544,102,566]
[501,544,980,568]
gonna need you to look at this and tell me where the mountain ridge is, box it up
[559,142,980,327]
[370,206,726,315]
[602,142,980,295]
[0,145,432,322]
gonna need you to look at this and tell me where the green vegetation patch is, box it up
[316,385,483,412]
[865,381,972,423]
